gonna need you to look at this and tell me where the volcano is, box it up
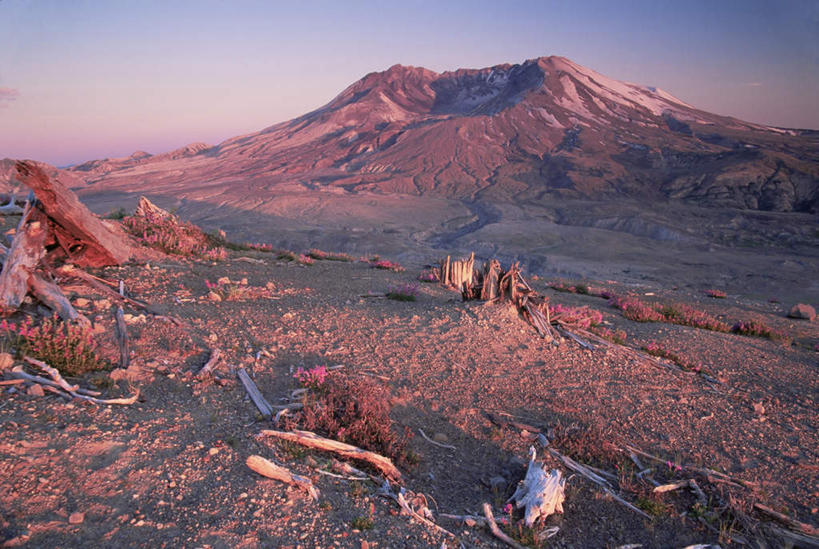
[68,56,818,213]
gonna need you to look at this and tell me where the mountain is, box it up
[67,56,819,213]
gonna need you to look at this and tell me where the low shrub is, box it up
[658,303,729,332]
[590,326,627,345]
[371,259,404,272]
[307,249,355,262]
[290,370,412,464]
[548,304,603,329]
[609,295,664,323]
[1,315,108,376]
[417,268,439,283]
[731,320,789,343]
[642,341,703,373]
[122,211,226,260]
[245,242,274,252]
[103,207,127,220]
[386,283,418,302]
[706,289,726,299]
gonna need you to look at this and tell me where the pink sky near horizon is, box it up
[1,1,817,167]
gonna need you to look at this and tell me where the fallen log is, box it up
[114,306,129,369]
[14,161,133,267]
[259,429,402,481]
[236,367,274,418]
[56,265,148,309]
[754,503,818,536]
[196,348,221,379]
[26,272,88,324]
[0,206,46,312]
[246,454,319,500]
[549,448,650,519]
[11,364,137,404]
[482,503,527,549]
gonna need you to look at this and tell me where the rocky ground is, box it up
[1,245,817,548]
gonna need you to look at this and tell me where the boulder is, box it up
[788,303,816,321]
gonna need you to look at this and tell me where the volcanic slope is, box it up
[69,56,818,214]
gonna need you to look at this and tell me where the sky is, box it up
[1,0,817,166]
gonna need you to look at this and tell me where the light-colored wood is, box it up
[196,348,221,378]
[27,272,88,324]
[246,454,319,500]
[508,447,565,526]
[0,206,46,312]
[55,265,148,309]
[24,356,79,392]
[418,428,457,451]
[11,364,101,396]
[114,306,129,368]
[482,503,527,549]
[754,503,818,536]
[11,364,137,404]
[653,480,689,493]
[14,161,133,267]
[549,448,651,519]
[377,480,454,538]
[237,367,274,418]
[259,428,402,481]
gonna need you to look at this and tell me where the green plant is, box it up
[351,515,373,530]
[1,315,108,376]
[636,496,668,517]
[103,207,127,220]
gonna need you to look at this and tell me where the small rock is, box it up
[27,384,45,397]
[208,291,222,302]
[0,352,14,371]
[109,369,128,381]
[753,402,765,415]
[788,303,816,321]
[304,456,319,467]
[208,447,219,456]
[464,518,477,527]
[432,432,449,444]
[74,298,90,308]
[68,512,84,525]
[240,278,248,285]
[93,299,112,310]
[217,276,231,285]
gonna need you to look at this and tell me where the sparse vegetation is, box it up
[548,304,602,329]
[122,210,227,260]
[386,283,418,302]
[1,315,108,376]
[103,207,128,220]
[731,320,789,343]
[307,249,355,262]
[642,341,704,373]
[706,289,726,298]
[371,259,404,272]
[417,267,439,282]
[590,326,627,344]
[288,370,413,465]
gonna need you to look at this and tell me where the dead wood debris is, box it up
[509,447,566,527]
[246,454,319,500]
[259,428,402,481]
[378,480,455,539]
[9,357,139,405]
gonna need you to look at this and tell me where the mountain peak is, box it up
[67,55,819,214]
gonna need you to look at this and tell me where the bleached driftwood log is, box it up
[14,161,133,267]
[508,447,566,527]
[246,454,319,500]
[12,360,139,404]
[26,272,88,323]
[549,447,650,519]
[482,503,527,549]
[0,206,46,312]
[0,196,23,215]
[196,348,221,379]
[236,367,274,418]
[259,428,402,481]
[378,480,455,538]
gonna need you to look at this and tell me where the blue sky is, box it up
[1,0,817,166]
